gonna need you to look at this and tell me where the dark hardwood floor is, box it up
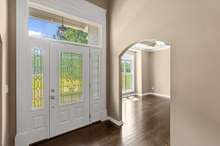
[31,95,170,146]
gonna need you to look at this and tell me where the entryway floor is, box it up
[31,95,170,146]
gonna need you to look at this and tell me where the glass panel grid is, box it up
[59,52,83,105]
[32,48,44,109]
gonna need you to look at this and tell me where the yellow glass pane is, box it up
[59,52,83,105]
[32,48,44,109]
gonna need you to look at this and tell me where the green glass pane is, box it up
[125,61,131,73]
[59,52,83,105]
[122,73,126,92]
[125,74,132,90]
[121,60,133,92]
[32,48,44,109]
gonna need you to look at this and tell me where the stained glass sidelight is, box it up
[32,48,44,109]
[59,52,83,105]
[92,54,100,98]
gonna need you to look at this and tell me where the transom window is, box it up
[28,8,101,46]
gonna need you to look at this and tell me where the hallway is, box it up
[32,95,170,146]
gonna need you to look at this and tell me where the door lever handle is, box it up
[51,95,55,100]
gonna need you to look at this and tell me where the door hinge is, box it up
[89,114,91,119]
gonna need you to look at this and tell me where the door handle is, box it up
[51,95,55,100]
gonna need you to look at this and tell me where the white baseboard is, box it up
[136,92,152,96]
[135,92,170,98]
[106,116,123,126]
[100,109,108,121]
[147,92,170,98]
[15,132,31,146]
[122,92,137,98]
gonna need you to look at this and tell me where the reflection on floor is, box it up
[32,95,170,146]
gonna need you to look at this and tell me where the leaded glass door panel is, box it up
[50,42,90,137]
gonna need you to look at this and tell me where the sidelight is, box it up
[32,48,44,109]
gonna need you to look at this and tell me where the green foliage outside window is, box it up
[121,60,133,92]
[57,26,88,44]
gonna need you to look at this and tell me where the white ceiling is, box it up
[130,40,170,52]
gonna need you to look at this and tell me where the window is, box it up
[59,52,83,105]
[32,48,44,109]
[28,8,100,46]
[121,52,135,94]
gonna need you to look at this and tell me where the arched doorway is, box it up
[119,39,171,146]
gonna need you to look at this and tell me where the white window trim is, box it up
[121,51,136,95]
[28,2,103,49]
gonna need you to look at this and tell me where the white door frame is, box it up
[121,51,136,95]
[16,1,107,146]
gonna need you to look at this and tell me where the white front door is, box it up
[49,42,90,137]
[30,38,91,142]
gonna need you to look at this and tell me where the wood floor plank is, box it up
[31,95,170,146]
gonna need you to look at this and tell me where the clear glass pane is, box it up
[28,8,100,46]
[32,48,44,109]
[59,52,83,105]
[121,53,135,93]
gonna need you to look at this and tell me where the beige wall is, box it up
[135,49,170,96]
[109,0,220,146]
[149,49,170,96]
[141,51,150,94]
[136,51,150,94]
[0,0,8,145]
